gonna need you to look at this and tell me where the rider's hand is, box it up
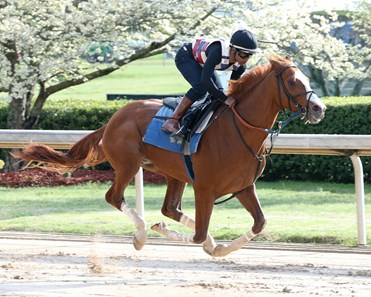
[225,96,236,107]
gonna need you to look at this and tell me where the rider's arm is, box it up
[230,65,245,80]
[200,43,228,101]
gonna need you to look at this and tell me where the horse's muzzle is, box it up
[307,96,326,124]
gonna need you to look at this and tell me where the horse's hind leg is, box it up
[151,176,216,255]
[105,166,147,250]
[213,184,266,257]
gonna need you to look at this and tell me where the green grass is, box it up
[49,55,189,100]
[0,181,370,246]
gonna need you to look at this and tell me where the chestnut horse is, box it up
[13,56,326,257]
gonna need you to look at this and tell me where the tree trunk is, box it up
[309,67,330,97]
[24,83,48,129]
[334,78,341,97]
[351,80,365,96]
[7,97,28,129]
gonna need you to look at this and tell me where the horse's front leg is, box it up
[179,214,216,255]
[213,184,266,257]
[151,177,216,254]
[120,201,147,250]
[105,168,147,251]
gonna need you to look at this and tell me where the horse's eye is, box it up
[288,80,296,88]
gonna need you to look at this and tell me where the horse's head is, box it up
[271,56,326,124]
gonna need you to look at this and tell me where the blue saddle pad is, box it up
[143,106,202,154]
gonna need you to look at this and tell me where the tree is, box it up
[0,0,219,129]
[223,1,370,97]
[346,0,371,95]
[0,0,369,131]
[296,0,371,96]
[235,1,368,97]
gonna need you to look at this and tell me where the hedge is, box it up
[1,96,370,183]
[0,98,127,172]
[262,96,370,183]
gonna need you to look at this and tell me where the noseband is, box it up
[275,66,316,119]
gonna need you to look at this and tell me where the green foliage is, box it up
[0,98,128,170]
[279,96,371,134]
[0,96,370,183]
[35,98,129,170]
[0,100,7,128]
[36,98,128,130]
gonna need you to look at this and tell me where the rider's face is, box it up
[234,48,252,65]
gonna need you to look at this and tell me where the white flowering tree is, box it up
[0,0,368,130]
[345,0,371,95]
[232,0,369,97]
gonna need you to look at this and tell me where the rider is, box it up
[161,29,258,134]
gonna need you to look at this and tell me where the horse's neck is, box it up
[237,72,280,130]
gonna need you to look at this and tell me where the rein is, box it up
[230,103,303,135]
[215,66,313,206]
[230,65,316,150]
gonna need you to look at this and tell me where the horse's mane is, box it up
[227,55,292,97]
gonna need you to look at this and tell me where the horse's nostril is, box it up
[313,105,322,112]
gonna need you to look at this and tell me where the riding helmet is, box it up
[230,29,258,53]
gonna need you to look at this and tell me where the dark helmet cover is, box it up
[230,29,258,53]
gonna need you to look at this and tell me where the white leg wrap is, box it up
[231,229,256,248]
[180,214,195,229]
[213,228,256,257]
[179,215,216,255]
[168,231,195,243]
[121,202,146,230]
[243,229,256,242]
[154,222,194,243]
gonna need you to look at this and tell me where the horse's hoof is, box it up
[133,237,144,250]
[202,238,216,256]
[212,244,228,257]
[151,223,160,232]
[133,230,147,251]
[151,222,167,232]
[203,245,213,256]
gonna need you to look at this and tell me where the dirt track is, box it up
[0,232,370,297]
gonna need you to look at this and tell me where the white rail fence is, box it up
[0,130,370,246]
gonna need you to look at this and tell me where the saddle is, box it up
[144,95,224,181]
[162,95,222,140]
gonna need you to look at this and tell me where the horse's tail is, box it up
[12,125,107,173]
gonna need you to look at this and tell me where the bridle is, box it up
[229,65,317,136]
[275,65,316,120]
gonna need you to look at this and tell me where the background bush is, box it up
[1,96,370,183]
[36,98,127,130]
[262,96,370,183]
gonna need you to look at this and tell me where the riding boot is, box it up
[161,96,193,134]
